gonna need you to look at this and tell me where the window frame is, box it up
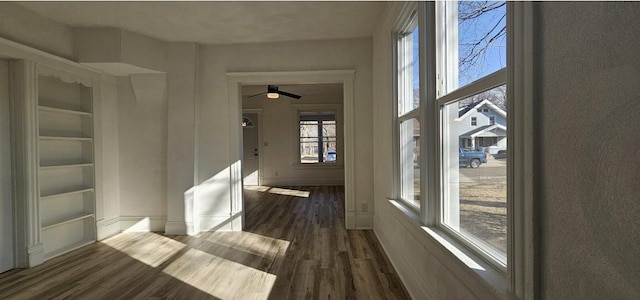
[299,114,337,164]
[293,104,343,167]
[392,2,424,212]
[390,2,535,299]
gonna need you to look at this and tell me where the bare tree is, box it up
[458,1,507,83]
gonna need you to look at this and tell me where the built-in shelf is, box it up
[40,187,94,199]
[39,136,92,141]
[39,105,91,116]
[39,163,93,170]
[41,212,94,230]
[43,239,95,261]
[38,70,96,261]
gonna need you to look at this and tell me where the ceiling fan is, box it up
[247,85,302,100]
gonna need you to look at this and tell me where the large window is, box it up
[391,2,533,297]
[438,0,507,267]
[299,112,337,164]
[395,11,421,209]
[392,0,527,289]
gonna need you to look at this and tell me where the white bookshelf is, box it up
[37,73,96,260]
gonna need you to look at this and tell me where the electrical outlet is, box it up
[361,203,368,212]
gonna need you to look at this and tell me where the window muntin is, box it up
[299,113,337,164]
[471,117,477,126]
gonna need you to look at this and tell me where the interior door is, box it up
[242,113,259,186]
[0,59,13,273]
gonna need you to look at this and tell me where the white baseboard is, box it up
[27,243,44,267]
[164,221,197,235]
[97,217,121,240]
[119,216,166,232]
[198,215,234,232]
[355,213,374,229]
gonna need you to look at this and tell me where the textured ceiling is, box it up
[16,1,386,45]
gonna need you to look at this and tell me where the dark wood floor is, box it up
[0,186,410,299]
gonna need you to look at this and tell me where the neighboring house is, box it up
[456,99,507,153]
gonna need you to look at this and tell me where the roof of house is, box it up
[460,124,507,138]
[457,99,507,120]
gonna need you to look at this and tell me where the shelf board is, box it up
[43,239,95,261]
[40,187,94,199]
[39,105,92,116]
[40,163,93,170]
[41,212,94,230]
[39,136,93,142]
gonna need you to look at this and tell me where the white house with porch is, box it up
[455,99,507,153]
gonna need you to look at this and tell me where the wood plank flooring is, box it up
[0,186,410,299]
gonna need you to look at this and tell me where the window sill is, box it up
[387,199,508,299]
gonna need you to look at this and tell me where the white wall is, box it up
[243,93,345,186]
[197,38,373,230]
[0,3,74,59]
[537,2,640,299]
[95,73,121,238]
[117,74,168,226]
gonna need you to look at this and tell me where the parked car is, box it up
[493,149,507,159]
[459,148,487,168]
[326,151,337,162]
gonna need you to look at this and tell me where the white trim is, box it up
[164,221,190,235]
[10,60,43,267]
[96,217,120,240]
[508,2,536,299]
[119,216,167,232]
[226,70,358,229]
[0,36,101,81]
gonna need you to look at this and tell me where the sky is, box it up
[410,1,507,92]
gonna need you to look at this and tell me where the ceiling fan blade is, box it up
[247,92,267,98]
[278,90,302,99]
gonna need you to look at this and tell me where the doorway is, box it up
[227,70,357,229]
[0,58,14,273]
[242,111,261,186]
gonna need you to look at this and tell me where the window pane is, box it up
[400,118,420,208]
[441,85,506,261]
[454,1,506,88]
[398,19,419,116]
[299,114,337,164]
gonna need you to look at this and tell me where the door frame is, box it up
[241,109,263,186]
[227,70,357,229]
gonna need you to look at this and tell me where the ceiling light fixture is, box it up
[267,92,279,99]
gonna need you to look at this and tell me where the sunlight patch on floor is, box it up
[268,187,310,197]
[204,231,290,259]
[244,185,271,192]
[245,185,311,198]
[162,248,276,299]
[101,232,186,268]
